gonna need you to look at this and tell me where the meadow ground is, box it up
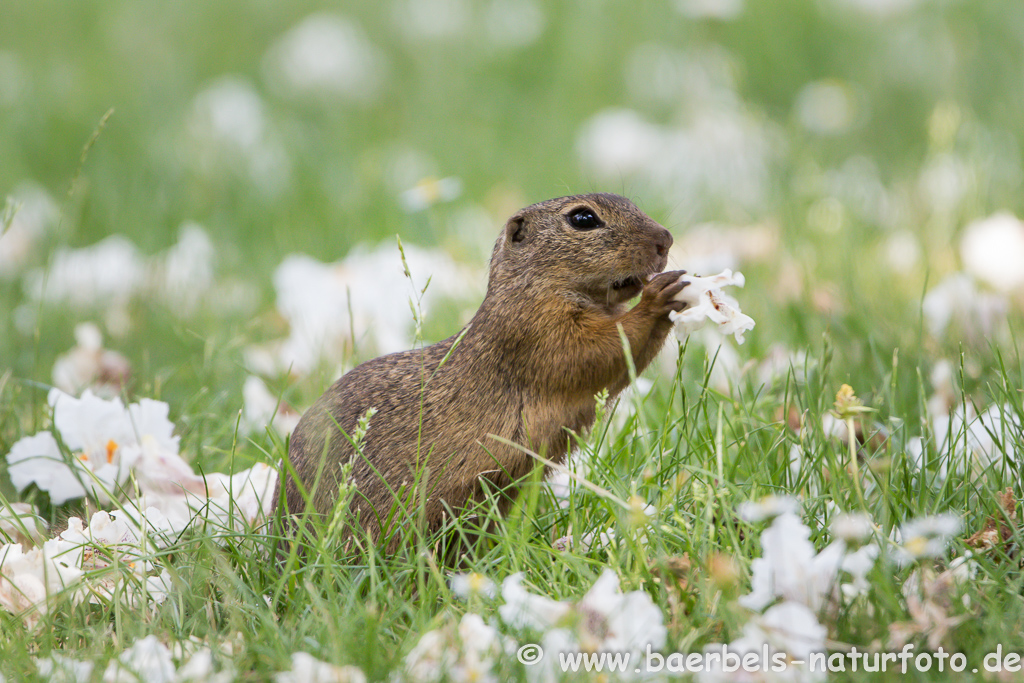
[1,0,1024,681]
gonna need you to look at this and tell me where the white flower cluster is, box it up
[0,508,176,628]
[246,242,480,376]
[400,569,665,683]
[1,388,277,626]
[670,269,756,344]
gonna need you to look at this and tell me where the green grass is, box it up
[3,0,1024,680]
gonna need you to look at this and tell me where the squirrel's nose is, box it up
[654,229,673,258]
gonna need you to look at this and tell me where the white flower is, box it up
[23,234,145,311]
[960,212,1024,292]
[51,322,131,398]
[130,460,279,537]
[576,109,662,180]
[829,512,876,543]
[575,569,667,654]
[893,513,962,564]
[0,501,47,546]
[740,511,846,612]
[752,601,828,662]
[400,613,509,683]
[0,182,59,279]
[36,654,95,683]
[174,648,236,683]
[58,511,170,607]
[0,538,84,627]
[906,402,1020,481]
[5,389,178,504]
[482,0,545,49]
[150,223,217,318]
[499,570,666,671]
[883,230,921,272]
[103,635,176,683]
[738,495,800,523]
[839,543,880,600]
[919,154,973,216]
[922,272,1008,340]
[699,602,827,683]
[675,0,744,20]
[498,573,572,631]
[392,0,471,40]
[399,176,463,212]
[794,79,859,135]
[187,76,290,191]
[451,572,496,600]
[241,376,301,436]
[275,652,367,683]
[263,13,386,103]
[670,269,755,343]
[577,107,776,222]
[253,242,478,374]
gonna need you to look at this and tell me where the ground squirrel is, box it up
[280,193,687,550]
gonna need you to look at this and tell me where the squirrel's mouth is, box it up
[608,274,646,302]
[611,275,643,291]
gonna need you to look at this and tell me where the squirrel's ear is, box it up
[506,215,528,244]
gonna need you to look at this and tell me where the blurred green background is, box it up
[2,0,1023,435]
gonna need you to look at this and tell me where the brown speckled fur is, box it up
[279,193,686,550]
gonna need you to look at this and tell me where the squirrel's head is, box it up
[488,193,673,306]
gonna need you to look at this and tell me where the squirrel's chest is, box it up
[521,395,598,459]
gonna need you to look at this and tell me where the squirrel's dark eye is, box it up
[567,207,603,230]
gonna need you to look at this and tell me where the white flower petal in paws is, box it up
[669,269,755,344]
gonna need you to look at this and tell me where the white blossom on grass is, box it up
[0,182,59,279]
[103,635,176,683]
[251,243,478,374]
[399,176,463,212]
[482,0,545,50]
[698,601,827,683]
[98,637,234,683]
[0,538,84,628]
[499,573,572,631]
[906,402,1021,482]
[36,654,95,683]
[921,272,1008,341]
[275,652,367,683]
[0,502,47,546]
[58,510,172,608]
[676,0,744,20]
[23,235,144,324]
[795,79,860,135]
[892,513,962,565]
[399,613,510,683]
[959,212,1024,292]
[150,223,217,319]
[5,389,178,505]
[830,511,876,544]
[500,570,666,682]
[129,460,279,538]
[738,495,799,523]
[187,76,290,192]
[741,511,881,612]
[5,386,276,539]
[451,572,496,600]
[670,269,755,343]
[51,322,131,398]
[263,13,386,104]
[240,375,300,437]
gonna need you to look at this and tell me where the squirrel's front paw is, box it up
[640,270,689,316]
